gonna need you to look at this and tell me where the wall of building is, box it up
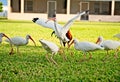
[89,15,120,22]
[7,13,80,22]
[7,12,120,22]
[8,13,47,20]
[8,0,120,22]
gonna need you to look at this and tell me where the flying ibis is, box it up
[32,10,89,47]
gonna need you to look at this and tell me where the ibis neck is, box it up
[98,40,103,46]
[25,38,29,45]
[54,21,60,36]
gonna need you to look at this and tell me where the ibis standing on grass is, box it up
[69,38,104,61]
[5,35,36,54]
[39,39,66,65]
[96,36,120,58]
[32,10,89,47]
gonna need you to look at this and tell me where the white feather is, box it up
[61,11,87,35]
[33,11,88,44]
[39,39,59,54]
[73,39,104,52]
[6,36,28,46]
[97,36,120,50]
[35,18,62,31]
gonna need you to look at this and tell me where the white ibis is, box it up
[5,35,36,54]
[113,33,120,39]
[32,10,89,47]
[96,36,120,58]
[39,39,65,65]
[69,38,104,61]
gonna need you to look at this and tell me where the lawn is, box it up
[0,19,120,82]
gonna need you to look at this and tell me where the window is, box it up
[101,2,110,15]
[24,0,33,12]
[91,1,110,15]
[115,1,120,15]
[94,2,100,14]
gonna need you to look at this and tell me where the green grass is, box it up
[0,19,120,82]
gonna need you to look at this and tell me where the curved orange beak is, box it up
[3,34,12,46]
[29,36,36,46]
[96,38,100,44]
[3,34,11,41]
[68,40,74,48]
[3,34,14,55]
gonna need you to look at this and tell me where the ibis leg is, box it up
[62,53,67,61]
[50,55,58,65]
[89,52,92,59]
[67,40,72,48]
[59,48,67,61]
[79,53,86,62]
[105,50,109,58]
[17,47,20,55]
[45,54,51,63]
[9,47,14,55]
[103,50,109,61]
[114,49,119,58]
[9,44,14,55]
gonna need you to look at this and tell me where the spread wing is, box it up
[61,10,89,34]
[32,18,62,31]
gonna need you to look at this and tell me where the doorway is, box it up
[47,1,56,18]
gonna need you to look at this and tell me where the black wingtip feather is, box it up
[32,18,39,23]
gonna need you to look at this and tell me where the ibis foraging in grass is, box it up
[113,33,120,40]
[96,36,120,58]
[69,38,104,61]
[39,39,66,65]
[5,35,36,54]
[32,10,89,47]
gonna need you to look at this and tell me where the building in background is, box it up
[7,0,120,22]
